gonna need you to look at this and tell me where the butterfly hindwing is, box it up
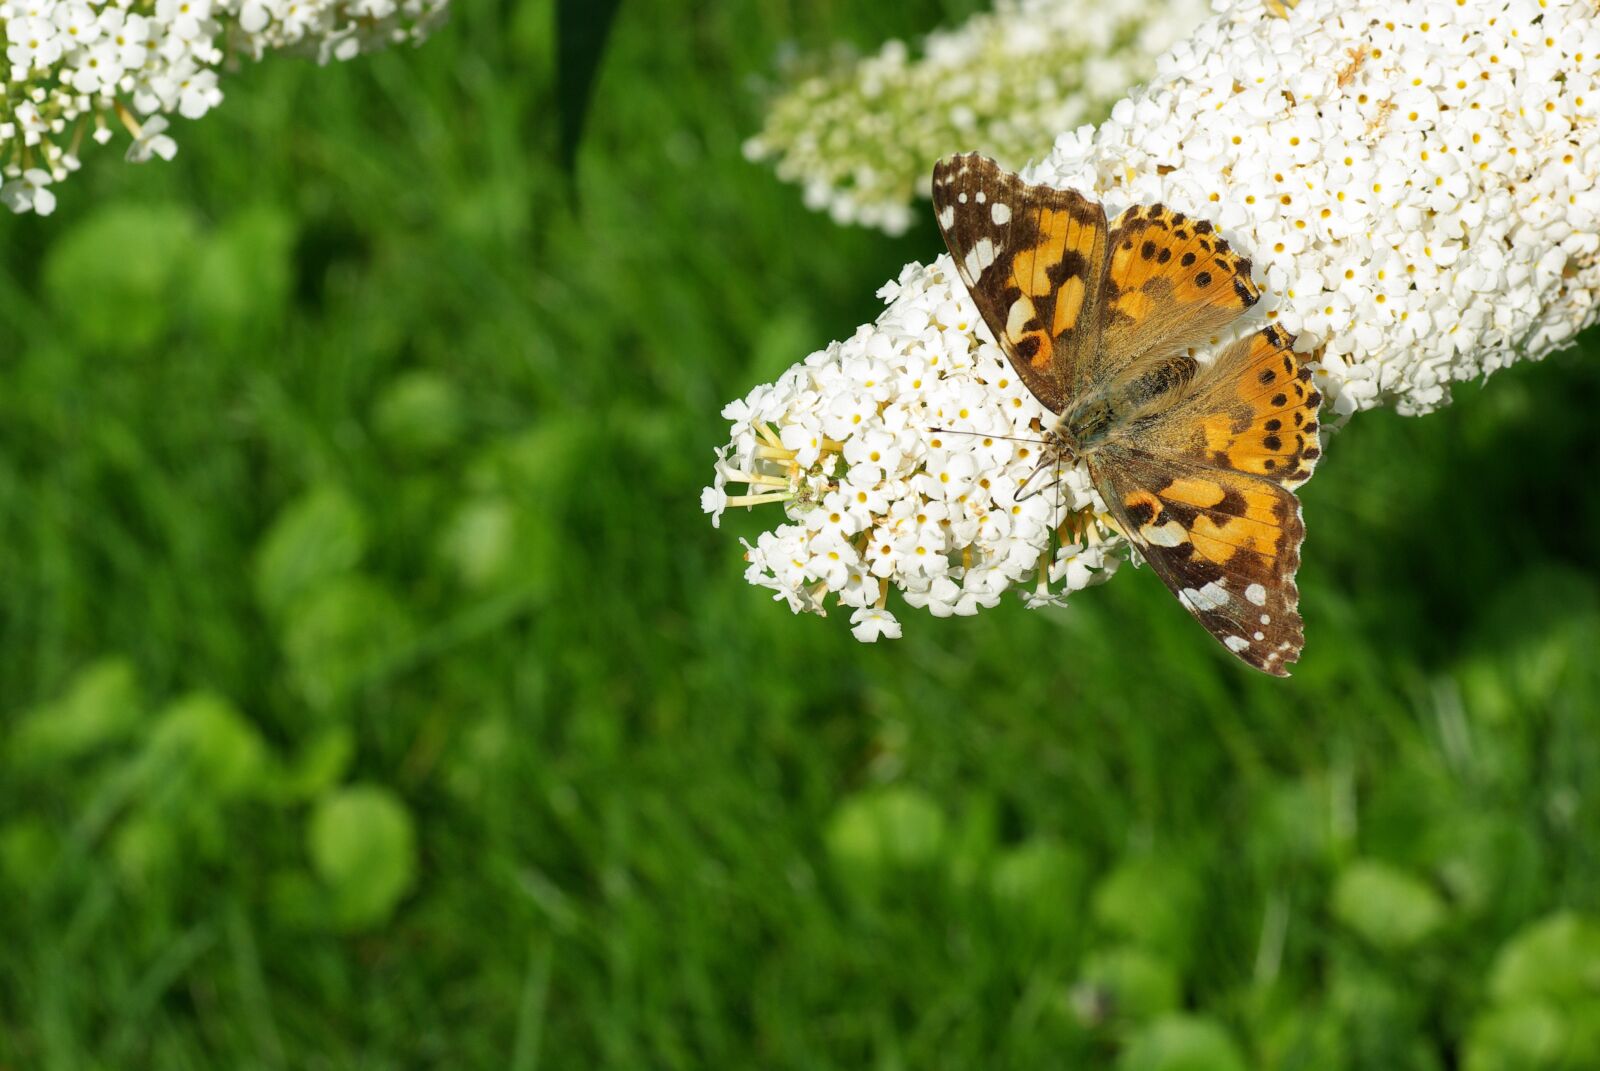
[1090,449,1308,676]
[932,153,1109,413]
[1096,203,1261,381]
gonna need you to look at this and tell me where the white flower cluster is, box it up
[708,0,1600,639]
[0,0,448,214]
[742,0,1210,236]
[704,259,1125,641]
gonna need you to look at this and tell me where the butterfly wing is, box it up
[1092,203,1261,386]
[1089,327,1323,676]
[932,153,1109,413]
[1166,324,1324,485]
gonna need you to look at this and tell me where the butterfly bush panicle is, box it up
[743,0,1211,236]
[0,0,448,214]
[709,0,1600,639]
[705,258,1123,639]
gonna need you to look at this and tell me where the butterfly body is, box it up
[932,153,1322,676]
[1056,350,1200,458]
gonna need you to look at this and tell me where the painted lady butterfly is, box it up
[932,153,1322,675]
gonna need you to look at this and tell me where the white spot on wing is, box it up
[963,238,997,282]
[1260,614,1271,624]
[1141,521,1188,547]
[1005,295,1036,337]
[958,192,969,204]
[939,205,955,229]
[1245,583,1267,606]
[1224,636,1250,653]
[1182,581,1230,612]
[975,190,987,204]
[991,202,1012,225]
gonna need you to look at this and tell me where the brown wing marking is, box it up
[932,153,1109,413]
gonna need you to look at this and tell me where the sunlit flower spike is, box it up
[709,0,1600,644]
[744,0,1211,235]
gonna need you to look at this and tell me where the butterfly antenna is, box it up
[927,426,1049,446]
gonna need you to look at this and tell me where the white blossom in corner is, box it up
[709,0,1600,638]
[744,0,1211,235]
[0,0,450,213]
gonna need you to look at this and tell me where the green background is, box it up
[3,2,1599,1067]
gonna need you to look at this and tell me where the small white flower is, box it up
[700,487,728,527]
[849,606,901,642]
[1,167,56,214]
[68,39,124,93]
[177,68,222,119]
[745,0,1212,234]
[124,113,176,162]
[7,16,63,69]
[51,2,101,46]
[12,100,49,145]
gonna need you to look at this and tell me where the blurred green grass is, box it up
[2,2,1599,1068]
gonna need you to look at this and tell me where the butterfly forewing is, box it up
[932,153,1109,412]
[1096,204,1261,384]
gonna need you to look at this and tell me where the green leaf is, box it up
[186,206,296,337]
[989,837,1087,937]
[825,785,947,878]
[269,727,357,802]
[438,496,520,590]
[253,486,370,619]
[280,576,414,712]
[1463,1000,1569,1071]
[1331,860,1446,950]
[10,657,143,765]
[1117,1014,1248,1071]
[111,810,181,890]
[308,785,418,929]
[42,203,200,352]
[1489,913,1600,1005]
[1091,856,1203,969]
[145,692,268,799]
[372,371,465,458]
[1076,945,1183,1025]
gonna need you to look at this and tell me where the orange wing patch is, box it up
[1098,204,1261,374]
